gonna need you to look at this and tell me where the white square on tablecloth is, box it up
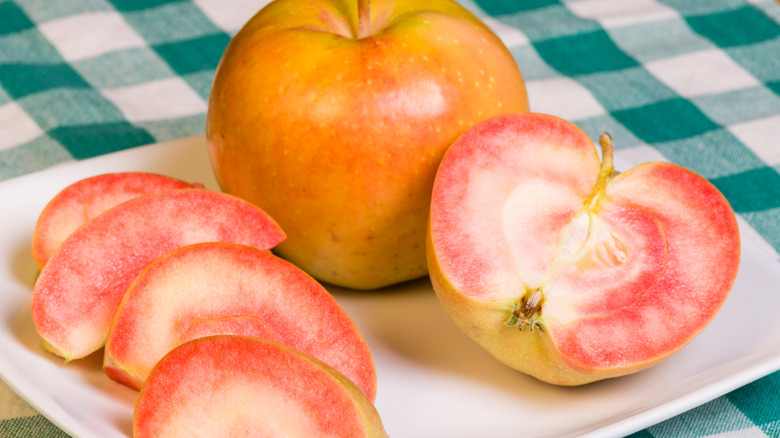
[0,102,44,150]
[728,114,780,166]
[482,17,530,48]
[566,0,679,28]
[38,12,147,62]
[525,77,605,121]
[645,49,760,98]
[194,0,271,33]
[100,77,207,123]
[616,144,669,166]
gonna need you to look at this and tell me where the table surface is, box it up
[1,0,779,437]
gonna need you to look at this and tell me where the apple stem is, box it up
[357,0,370,38]
[584,133,618,213]
[598,132,615,178]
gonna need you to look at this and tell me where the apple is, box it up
[133,336,388,438]
[31,172,200,267]
[207,0,529,289]
[427,113,741,385]
[104,242,377,400]
[31,189,285,360]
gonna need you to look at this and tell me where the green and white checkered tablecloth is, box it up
[1,0,779,437]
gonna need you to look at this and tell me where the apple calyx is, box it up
[507,289,544,332]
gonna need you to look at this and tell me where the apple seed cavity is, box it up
[507,132,627,333]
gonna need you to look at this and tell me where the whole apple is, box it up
[207,0,528,289]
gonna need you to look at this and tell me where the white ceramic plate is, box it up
[1,136,779,438]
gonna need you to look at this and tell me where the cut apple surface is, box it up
[104,242,376,401]
[31,172,200,267]
[427,113,741,385]
[133,336,387,438]
[31,189,285,361]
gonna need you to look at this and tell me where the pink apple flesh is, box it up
[31,172,200,267]
[427,113,741,385]
[133,336,388,438]
[104,242,377,401]
[31,189,285,360]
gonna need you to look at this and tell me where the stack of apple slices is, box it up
[29,172,386,437]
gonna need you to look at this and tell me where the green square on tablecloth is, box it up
[534,30,639,76]
[573,114,647,150]
[13,0,113,23]
[740,207,780,252]
[0,82,10,106]
[49,121,155,159]
[611,97,719,143]
[577,67,677,112]
[0,2,35,35]
[686,5,780,47]
[652,129,766,179]
[605,19,713,64]
[180,69,218,101]
[0,28,64,64]
[0,63,89,99]
[768,80,780,97]
[135,113,206,143]
[108,0,184,11]
[726,360,780,428]
[121,1,224,45]
[509,45,560,81]
[473,0,560,15]
[18,88,126,131]
[645,396,758,437]
[493,4,599,41]
[711,167,780,212]
[153,32,230,76]
[691,86,780,126]
[727,39,780,84]
[655,0,746,16]
[70,47,177,89]
[0,135,73,182]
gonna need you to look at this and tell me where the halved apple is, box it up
[31,172,201,267]
[104,241,376,401]
[133,336,387,438]
[427,113,741,385]
[31,189,285,361]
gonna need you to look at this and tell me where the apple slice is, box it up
[31,172,201,267]
[427,113,740,385]
[104,241,377,400]
[31,189,286,361]
[133,336,388,438]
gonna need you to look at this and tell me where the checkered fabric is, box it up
[1,0,778,436]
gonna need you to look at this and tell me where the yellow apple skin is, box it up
[207,0,529,289]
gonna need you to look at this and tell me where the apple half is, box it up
[133,335,387,438]
[31,189,285,361]
[31,172,200,267]
[427,113,741,385]
[104,241,376,401]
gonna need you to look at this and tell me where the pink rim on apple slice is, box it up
[31,172,201,267]
[428,113,740,384]
[31,189,286,361]
[133,335,387,438]
[104,241,377,401]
